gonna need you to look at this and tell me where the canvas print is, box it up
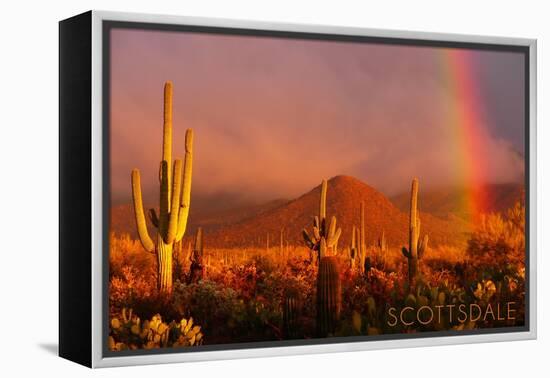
[107,27,527,353]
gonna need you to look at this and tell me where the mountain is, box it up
[192,175,470,249]
[188,198,289,231]
[390,183,524,220]
[111,175,471,249]
[110,198,288,240]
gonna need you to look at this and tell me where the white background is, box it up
[0,0,547,376]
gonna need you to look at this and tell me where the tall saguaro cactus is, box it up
[280,228,285,256]
[352,201,370,274]
[131,81,193,294]
[401,178,429,289]
[302,179,342,262]
[283,290,299,339]
[359,202,368,273]
[316,255,341,337]
[378,231,387,252]
[188,227,204,284]
[349,226,358,269]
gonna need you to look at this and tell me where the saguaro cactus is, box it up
[316,254,342,337]
[377,231,387,252]
[401,178,429,289]
[378,230,387,270]
[188,227,204,284]
[280,228,284,256]
[131,81,193,294]
[302,179,342,261]
[359,202,366,273]
[349,226,358,269]
[283,291,300,339]
[355,202,372,274]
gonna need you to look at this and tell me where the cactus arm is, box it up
[328,227,342,248]
[180,129,193,208]
[313,216,321,241]
[175,206,188,241]
[176,129,194,241]
[162,81,173,203]
[302,229,315,249]
[313,216,320,229]
[320,179,327,221]
[158,161,170,239]
[327,216,342,249]
[328,216,337,239]
[166,159,183,244]
[148,208,159,229]
[131,169,155,253]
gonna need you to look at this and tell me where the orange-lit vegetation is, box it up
[109,190,526,349]
[108,81,525,351]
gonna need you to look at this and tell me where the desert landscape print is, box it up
[107,28,526,352]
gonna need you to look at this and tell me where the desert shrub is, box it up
[172,280,247,342]
[466,202,525,276]
[110,265,155,311]
[107,215,526,347]
[109,233,160,317]
[341,268,402,328]
[109,232,156,279]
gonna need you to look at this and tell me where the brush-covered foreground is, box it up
[108,203,525,350]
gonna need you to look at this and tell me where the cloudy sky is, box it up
[109,28,525,205]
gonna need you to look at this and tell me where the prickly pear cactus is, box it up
[109,308,203,350]
[316,256,341,337]
[172,317,203,347]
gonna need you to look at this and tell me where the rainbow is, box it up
[439,48,491,219]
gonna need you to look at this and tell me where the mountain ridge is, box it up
[111,175,472,249]
[390,182,524,220]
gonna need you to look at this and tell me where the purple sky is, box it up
[109,28,525,205]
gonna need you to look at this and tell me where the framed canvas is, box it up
[59,10,537,368]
